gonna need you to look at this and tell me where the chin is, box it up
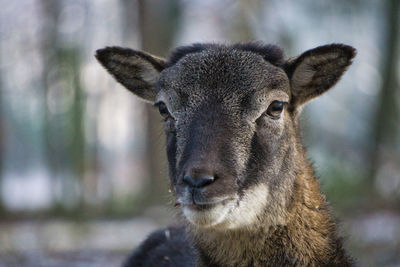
[182,198,237,228]
[182,183,271,230]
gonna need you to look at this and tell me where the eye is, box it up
[155,101,170,117]
[266,100,286,119]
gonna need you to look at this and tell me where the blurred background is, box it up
[0,0,399,266]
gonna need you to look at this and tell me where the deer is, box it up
[96,42,356,267]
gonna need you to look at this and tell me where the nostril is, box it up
[183,175,215,188]
[183,175,196,187]
[196,176,215,188]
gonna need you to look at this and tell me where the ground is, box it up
[0,210,399,266]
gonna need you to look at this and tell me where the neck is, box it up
[189,167,353,266]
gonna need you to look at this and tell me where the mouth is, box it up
[184,203,217,211]
[179,197,235,211]
[178,196,237,227]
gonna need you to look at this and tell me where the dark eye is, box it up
[155,102,171,119]
[266,100,286,119]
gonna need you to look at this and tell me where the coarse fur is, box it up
[95,42,356,266]
[123,226,196,267]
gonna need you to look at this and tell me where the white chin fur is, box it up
[182,183,270,229]
[182,200,236,228]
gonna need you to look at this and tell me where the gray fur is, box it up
[96,42,356,266]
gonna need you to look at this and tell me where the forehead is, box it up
[157,46,290,106]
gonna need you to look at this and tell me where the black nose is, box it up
[183,175,215,188]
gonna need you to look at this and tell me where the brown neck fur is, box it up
[189,154,353,266]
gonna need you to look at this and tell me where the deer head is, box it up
[96,43,355,229]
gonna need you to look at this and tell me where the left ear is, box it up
[285,44,356,109]
[95,46,166,103]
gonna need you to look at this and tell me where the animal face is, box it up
[96,43,355,229]
[156,48,293,228]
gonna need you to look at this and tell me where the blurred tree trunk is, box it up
[40,0,62,206]
[60,47,86,209]
[230,0,262,42]
[0,51,4,213]
[368,0,399,189]
[136,0,181,205]
[40,0,86,210]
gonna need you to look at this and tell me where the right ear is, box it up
[95,46,166,103]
